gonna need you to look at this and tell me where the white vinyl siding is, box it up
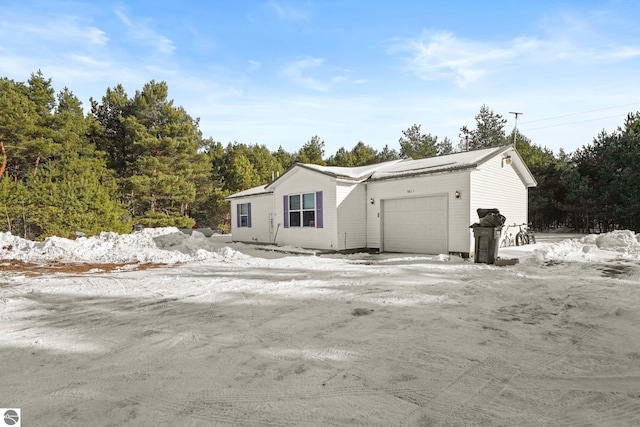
[367,172,470,253]
[230,194,274,244]
[228,147,534,253]
[273,168,337,250]
[470,153,529,248]
[336,182,366,250]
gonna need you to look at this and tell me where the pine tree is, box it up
[88,84,137,177]
[327,147,355,167]
[89,80,211,227]
[376,145,400,162]
[351,141,378,165]
[24,71,59,178]
[514,132,567,230]
[296,136,326,165]
[273,146,295,170]
[245,144,285,183]
[28,88,131,238]
[459,105,508,150]
[0,78,37,180]
[399,124,439,159]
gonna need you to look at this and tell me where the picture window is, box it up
[289,193,316,227]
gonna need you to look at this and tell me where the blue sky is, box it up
[2,0,640,156]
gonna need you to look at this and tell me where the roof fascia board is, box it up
[503,145,538,187]
[225,189,273,201]
[295,163,373,181]
[474,144,513,167]
[266,162,369,190]
[265,164,303,190]
[368,164,477,182]
[472,144,537,187]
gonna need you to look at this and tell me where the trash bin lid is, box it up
[477,208,500,218]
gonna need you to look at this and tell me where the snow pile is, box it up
[0,228,243,264]
[530,230,640,263]
[3,227,640,266]
[591,229,640,253]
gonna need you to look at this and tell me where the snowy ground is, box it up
[2,229,640,426]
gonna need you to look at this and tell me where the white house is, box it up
[225,145,537,256]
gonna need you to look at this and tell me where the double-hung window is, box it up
[284,192,323,228]
[289,193,315,227]
[237,203,251,227]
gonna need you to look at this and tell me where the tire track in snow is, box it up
[429,262,640,426]
[5,256,640,426]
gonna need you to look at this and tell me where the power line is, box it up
[521,114,623,131]
[520,102,640,125]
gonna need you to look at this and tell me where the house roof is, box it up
[368,145,536,185]
[368,146,500,180]
[294,159,405,181]
[228,145,536,200]
[224,184,272,200]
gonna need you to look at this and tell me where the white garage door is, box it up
[382,195,448,254]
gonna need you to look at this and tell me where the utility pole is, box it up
[509,112,523,149]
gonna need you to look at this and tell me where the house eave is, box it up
[224,185,273,201]
[367,163,477,182]
[266,163,374,190]
[295,163,374,182]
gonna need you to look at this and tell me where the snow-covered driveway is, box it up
[2,229,640,426]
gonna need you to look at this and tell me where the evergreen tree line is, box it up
[1,72,639,239]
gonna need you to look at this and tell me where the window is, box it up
[284,192,323,228]
[302,193,315,227]
[289,193,316,227]
[237,203,251,227]
[289,194,301,227]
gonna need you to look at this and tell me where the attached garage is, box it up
[228,145,537,256]
[382,195,448,254]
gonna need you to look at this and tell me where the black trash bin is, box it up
[472,226,501,264]
[471,208,505,264]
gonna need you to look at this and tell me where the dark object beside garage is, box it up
[471,208,505,264]
[472,226,501,264]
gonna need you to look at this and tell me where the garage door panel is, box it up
[383,195,448,254]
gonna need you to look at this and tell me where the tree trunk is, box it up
[0,139,7,178]
[3,193,11,233]
[22,203,27,239]
[129,190,135,216]
[33,155,41,177]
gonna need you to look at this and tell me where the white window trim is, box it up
[239,203,250,228]
[289,193,316,228]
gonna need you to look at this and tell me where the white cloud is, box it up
[115,8,132,26]
[248,60,262,73]
[85,27,109,45]
[115,7,175,55]
[282,57,327,91]
[281,57,349,92]
[392,17,640,87]
[610,46,640,60]
[66,54,110,67]
[391,31,535,87]
[0,12,110,83]
[265,1,310,21]
[0,15,108,47]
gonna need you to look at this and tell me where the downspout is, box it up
[273,223,280,244]
[364,183,368,251]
